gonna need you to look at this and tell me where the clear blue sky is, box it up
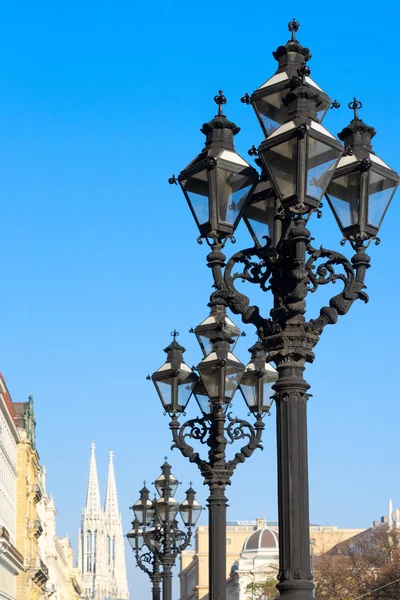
[0,0,399,597]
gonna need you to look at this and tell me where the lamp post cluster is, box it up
[149,320,278,599]
[127,461,202,600]
[147,18,397,600]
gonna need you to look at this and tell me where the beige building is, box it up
[180,518,366,600]
[13,396,48,600]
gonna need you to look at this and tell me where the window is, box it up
[87,531,92,572]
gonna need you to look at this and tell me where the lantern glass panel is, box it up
[307,139,341,200]
[216,168,253,225]
[181,169,209,226]
[245,196,276,247]
[254,93,284,137]
[266,139,297,199]
[225,363,245,399]
[327,172,360,229]
[198,363,219,399]
[180,502,202,527]
[155,497,179,524]
[367,170,397,228]
[155,474,179,498]
[240,378,258,408]
[194,389,211,415]
[178,377,196,410]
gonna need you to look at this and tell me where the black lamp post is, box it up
[163,19,398,600]
[127,462,202,600]
[149,316,278,600]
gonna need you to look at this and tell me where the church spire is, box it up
[85,441,101,515]
[104,450,119,518]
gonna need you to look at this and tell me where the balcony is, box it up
[28,557,49,585]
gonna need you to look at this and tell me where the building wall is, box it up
[14,407,48,600]
[0,376,23,600]
[37,468,81,600]
[180,520,366,600]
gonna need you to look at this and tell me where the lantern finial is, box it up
[349,97,362,120]
[288,18,300,41]
[214,90,227,116]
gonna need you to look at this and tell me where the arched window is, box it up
[112,536,115,561]
[107,535,111,565]
[93,530,97,573]
[87,530,92,572]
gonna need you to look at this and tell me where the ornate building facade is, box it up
[37,468,81,600]
[13,396,49,600]
[78,443,129,600]
[0,375,24,600]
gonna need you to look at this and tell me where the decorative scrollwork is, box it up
[226,413,256,445]
[170,411,265,489]
[306,245,354,293]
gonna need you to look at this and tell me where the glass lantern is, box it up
[150,332,198,414]
[179,487,202,528]
[242,173,282,248]
[154,461,179,498]
[259,119,343,212]
[176,92,258,240]
[239,341,278,414]
[326,101,399,241]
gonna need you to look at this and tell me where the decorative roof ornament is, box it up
[201,91,240,136]
[338,98,376,141]
[272,19,312,62]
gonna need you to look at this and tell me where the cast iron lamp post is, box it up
[127,461,202,600]
[149,321,278,600]
[160,19,399,600]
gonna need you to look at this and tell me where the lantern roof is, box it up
[272,19,312,63]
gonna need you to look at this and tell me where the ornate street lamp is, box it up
[127,462,202,600]
[326,98,399,244]
[151,315,272,600]
[162,19,398,600]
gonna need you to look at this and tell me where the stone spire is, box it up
[104,450,119,518]
[85,441,101,515]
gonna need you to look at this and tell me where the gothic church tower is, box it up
[78,443,129,600]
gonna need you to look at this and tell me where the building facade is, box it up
[0,375,24,600]
[13,396,49,600]
[37,468,81,600]
[180,518,366,600]
[78,443,129,600]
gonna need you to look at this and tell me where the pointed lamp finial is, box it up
[349,97,362,120]
[214,90,227,116]
[288,18,300,41]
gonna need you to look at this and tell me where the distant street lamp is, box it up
[155,19,398,600]
[127,461,202,600]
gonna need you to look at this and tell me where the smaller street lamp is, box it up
[127,462,202,600]
[326,98,399,244]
